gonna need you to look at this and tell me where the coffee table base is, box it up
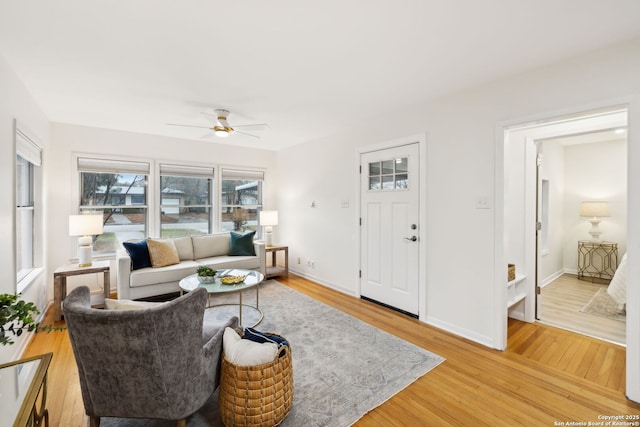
[206,285,263,328]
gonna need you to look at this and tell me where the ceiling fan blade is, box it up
[166,123,212,129]
[235,129,261,139]
[232,123,269,132]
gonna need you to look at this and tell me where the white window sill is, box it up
[16,267,44,294]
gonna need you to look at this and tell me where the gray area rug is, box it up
[581,288,626,322]
[99,280,444,426]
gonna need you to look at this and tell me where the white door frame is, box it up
[357,133,428,322]
[494,97,640,403]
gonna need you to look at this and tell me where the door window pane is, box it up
[368,157,409,191]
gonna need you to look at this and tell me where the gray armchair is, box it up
[63,286,237,427]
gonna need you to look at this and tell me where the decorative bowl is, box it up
[197,275,216,284]
[220,275,246,285]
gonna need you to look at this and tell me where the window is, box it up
[368,157,408,190]
[220,169,264,233]
[159,164,214,238]
[16,127,42,287]
[78,157,150,253]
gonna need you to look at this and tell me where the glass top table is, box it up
[0,352,52,427]
[179,269,265,327]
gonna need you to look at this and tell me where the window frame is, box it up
[74,155,152,256]
[219,167,266,236]
[159,163,215,237]
[15,124,43,293]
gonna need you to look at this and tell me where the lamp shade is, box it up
[580,201,610,218]
[69,214,104,236]
[259,210,278,226]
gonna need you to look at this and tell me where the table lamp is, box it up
[69,214,104,267]
[580,201,610,242]
[259,210,278,247]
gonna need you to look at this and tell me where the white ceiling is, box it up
[2,1,640,150]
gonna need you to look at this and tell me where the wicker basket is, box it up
[218,335,293,427]
[508,264,516,282]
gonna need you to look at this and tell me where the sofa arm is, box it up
[254,240,266,276]
[116,249,132,300]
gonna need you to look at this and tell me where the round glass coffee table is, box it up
[179,269,264,327]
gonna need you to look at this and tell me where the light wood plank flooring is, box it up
[539,274,626,345]
[23,274,639,426]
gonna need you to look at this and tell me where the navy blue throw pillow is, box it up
[243,327,289,357]
[229,231,256,256]
[123,240,152,270]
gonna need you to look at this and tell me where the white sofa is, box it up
[116,233,266,300]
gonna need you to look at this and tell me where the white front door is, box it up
[360,142,420,316]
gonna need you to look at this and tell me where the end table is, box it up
[53,260,110,321]
[265,245,289,279]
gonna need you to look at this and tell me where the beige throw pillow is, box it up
[105,298,164,310]
[146,238,180,268]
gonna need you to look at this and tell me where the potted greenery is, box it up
[1,294,40,346]
[197,266,217,284]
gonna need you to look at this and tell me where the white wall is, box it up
[0,54,50,363]
[276,38,640,401]
[563,140,628,270]
[540,140,566,282]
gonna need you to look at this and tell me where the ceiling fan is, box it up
[167,109,268,139]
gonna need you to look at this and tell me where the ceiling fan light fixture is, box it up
[213,125,230,137]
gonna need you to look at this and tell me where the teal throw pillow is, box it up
[229,231,256,256]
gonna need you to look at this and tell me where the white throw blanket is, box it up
[607,252,627,308]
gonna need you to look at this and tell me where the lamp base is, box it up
[588,218,603,242]
[78,245,93,267]
[265,229,273,247]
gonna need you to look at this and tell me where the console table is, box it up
[53,260,110,321]
[577,241,618,282]
[0,352,52,427]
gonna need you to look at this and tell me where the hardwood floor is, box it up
[23,274,640,426]
[539,274,626,344]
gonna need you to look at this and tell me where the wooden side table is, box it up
[265,245,289,279]
[53,260,110,321]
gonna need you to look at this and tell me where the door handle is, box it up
[404,236,417,242]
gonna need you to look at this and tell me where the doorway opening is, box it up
[503,105,628,345]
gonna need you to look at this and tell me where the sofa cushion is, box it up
[147,238,181,268]
[173,236,195,261]
[192,234,230,259]
[122,240,152,270]
[229,231,256,256]
[129,260,200,288]
[196,255,260,272]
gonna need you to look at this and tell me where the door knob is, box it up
[404,236,417,242]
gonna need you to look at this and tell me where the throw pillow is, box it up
[105,298,165,310]
[122,240,152,270]
[229,231,256,256]
[223,327,278,366]
[243,327,290,357]
[146,238,180,268]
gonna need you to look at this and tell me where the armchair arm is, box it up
[203,316,238,358]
